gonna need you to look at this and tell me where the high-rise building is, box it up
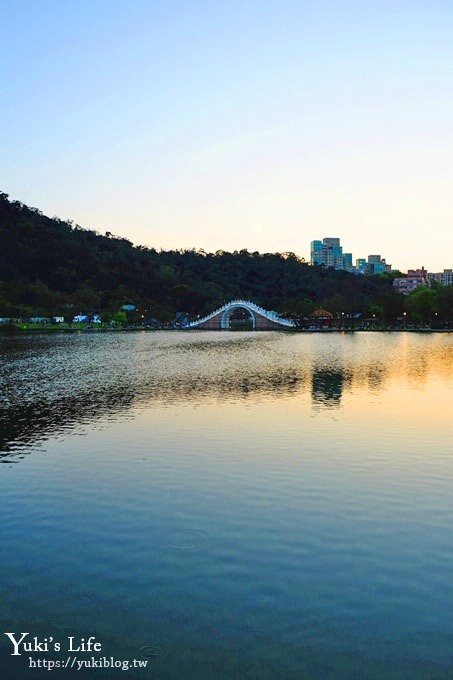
[366,255,392,275]
[356,258,367,272]
[310,240,323,266]
[321,238,341,268]
[342,253,353,269]
[310,237,353,270]
[310,238,339,267]
[310,239,392,274]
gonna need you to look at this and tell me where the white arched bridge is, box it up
[187,300,296,330]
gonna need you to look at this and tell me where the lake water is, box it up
[0,331,452,679]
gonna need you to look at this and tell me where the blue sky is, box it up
[1,0,452,270]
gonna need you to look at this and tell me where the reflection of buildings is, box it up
[311,368,344,408]
[5,334,450,461]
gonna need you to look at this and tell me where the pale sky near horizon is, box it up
[1,0,452,272]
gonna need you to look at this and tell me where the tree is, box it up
[369,304,384,318]
[113,311,127,326]
[407,287,437,323]
[435,285,453,324]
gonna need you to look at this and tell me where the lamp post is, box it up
[403,311,407,330]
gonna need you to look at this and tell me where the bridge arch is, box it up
[187,299,296,331]
[221,303,256,329]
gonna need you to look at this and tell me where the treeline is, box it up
[0,191,451,323]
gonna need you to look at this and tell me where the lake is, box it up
[0,331,452,679]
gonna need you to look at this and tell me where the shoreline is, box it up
[0,326,451,335]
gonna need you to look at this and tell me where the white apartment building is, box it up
[428,269,453,286]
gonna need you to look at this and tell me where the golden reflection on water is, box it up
[0,332,452,458]
[306,333,452,409]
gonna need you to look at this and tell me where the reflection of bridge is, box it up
[187,300,296,330]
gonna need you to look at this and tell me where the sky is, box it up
[0,0,452,272]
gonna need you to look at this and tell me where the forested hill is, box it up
[0,191,394,319]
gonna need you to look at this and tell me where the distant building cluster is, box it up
[310,237,451,293]
[391,268,452,295]
[310,237,391,275]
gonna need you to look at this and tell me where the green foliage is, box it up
[374,290,405,323]
[113,311,128,326]
[407,287,438,322]
[436,285,453,321]
[369,304,384,318]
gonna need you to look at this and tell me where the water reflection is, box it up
[311,369,344,408]
[1,331,453,679]
[0,332,452,458]
[0,389,136,457]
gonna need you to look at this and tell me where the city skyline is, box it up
[310,237,393,274]
[1,1,452,272]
